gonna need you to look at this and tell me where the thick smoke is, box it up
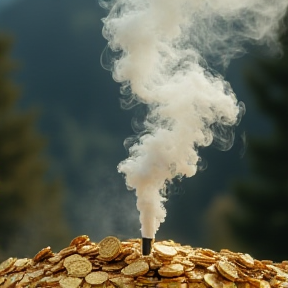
[100,0,288,238]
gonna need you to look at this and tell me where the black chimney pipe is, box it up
[142,237,153,255]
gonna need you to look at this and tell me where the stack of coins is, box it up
[0,236,287,288]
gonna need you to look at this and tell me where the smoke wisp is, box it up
[100,0,288,238]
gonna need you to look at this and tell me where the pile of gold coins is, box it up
[0,235,287,288]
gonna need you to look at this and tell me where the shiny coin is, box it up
[85,271,109,285]
[121,260,149,277]
[237,254,254,268]
[0,258,17,275]
[217,260,238,281]
[99,236,122,261]
[154,243,177,257]
[158,264,184,277]
[33,246,53,263]
[59,276,82,288]
[204,273,223,288]
[70,235,90,247]
[65,257,92,277]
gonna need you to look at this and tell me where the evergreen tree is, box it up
[229,15,288,261]
[0,34,70,260]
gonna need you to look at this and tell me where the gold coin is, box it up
[204,273,223,288]
[121,260,149,277]
[65,258,92,277]
[99,236,122,261]
[63,254,83,266]
[59,276,82,288]
[59,245,77,257]
[78,244,99,255]
[154,243,177,257]
[237,254,254,268]
[102,261,127,271]
[70,235,90,247]
[14,258,29,268]
[188,282,207,288]
[0,257,17,275]
[185,269,204,282]
[85,271,109,285]
[33,246,53,263]
[217,260,238,281]
[158,264,184,277]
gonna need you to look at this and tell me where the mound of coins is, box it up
[0,235,287,288]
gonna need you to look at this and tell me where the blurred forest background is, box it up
[0,0,287,262]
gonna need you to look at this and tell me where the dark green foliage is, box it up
[0,34,70,259]
[229,15,288,261]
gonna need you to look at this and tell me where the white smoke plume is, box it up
[99,0,288,239]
